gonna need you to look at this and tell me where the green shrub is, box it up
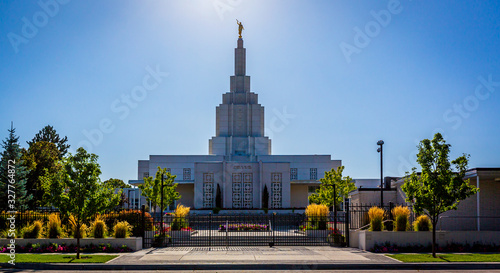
[212,207,221,214]
[391,206,410,231]
[368,206,385,231]
[413,215,432,231]
[113,221,132,238]
[47,213,63,238]
[22,220,43,239]
[91,216,108,238]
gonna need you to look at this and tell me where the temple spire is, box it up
[235,38,246,76]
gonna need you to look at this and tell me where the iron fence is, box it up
[143,211,348,248]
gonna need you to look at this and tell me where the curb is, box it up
[4,262,500,271]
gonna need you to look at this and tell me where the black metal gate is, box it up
[142,209,349,248]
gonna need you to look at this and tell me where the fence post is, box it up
[209,213,212,248]
[141,205,145,249]
[345,199,350,247]
[272,213,276,247]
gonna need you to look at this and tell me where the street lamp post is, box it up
[377,140,384,207]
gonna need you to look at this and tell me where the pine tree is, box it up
[0,123,32,210]
[27,125,70,158]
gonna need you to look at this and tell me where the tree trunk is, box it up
[77,231,80,259]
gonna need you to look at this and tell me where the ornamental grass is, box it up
[368,206,385,231]
[413,215,432,231]
[391,205,410,231]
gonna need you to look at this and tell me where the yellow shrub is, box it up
[113,221,132,238]
[22,220,43,239]
[68,215,87,239]
[413,215,432,231]
[174,204,190,218]
[90,215,108,238]
[368,206,385,231]
[305,204,329,230]
[47,213,63,238]
[391,206,410,231]
[305,204,329,218]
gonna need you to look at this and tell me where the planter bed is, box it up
[0,237,142,251]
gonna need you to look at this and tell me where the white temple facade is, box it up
[129,38,341,209]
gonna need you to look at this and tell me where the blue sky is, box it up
[1,0,499,184]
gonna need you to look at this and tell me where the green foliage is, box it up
[47,213,64,238]
[138,167,180,212]
[413,215,432,231]
[22,141,61,208]
[212,207,221,214]
[262,185,269,209]
[22,220,43,239]
[401,133,478,257]
[27,125,70,159]
[41,147,120,258]
[368,206,385,231]
[308,166,355,208]
[103,178,131,188]
[113,221,132,238]
[0,124,32,210]
[392,206,410,231]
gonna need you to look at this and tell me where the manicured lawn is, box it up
[0,254,118,263]
[388,253,500,263]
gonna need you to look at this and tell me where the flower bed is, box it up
[0,237,142,251]
[218,223,269,231]
[0,242,132,253]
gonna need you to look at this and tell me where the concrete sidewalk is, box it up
[110,246,391,265]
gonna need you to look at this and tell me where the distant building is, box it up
[349,168,500,231]
[129,37,341,210]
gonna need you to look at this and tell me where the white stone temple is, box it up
[129,37,341,210]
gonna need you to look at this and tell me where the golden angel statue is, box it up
[236,19,244,38]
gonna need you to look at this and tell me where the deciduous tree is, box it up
[22,141,60,208]
[402,133,478,258]
[308,166,355,209]
[138,167,180,213]
[41,147,120,259]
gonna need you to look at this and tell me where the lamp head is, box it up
[377,140,384,145]
[377,148,381,153]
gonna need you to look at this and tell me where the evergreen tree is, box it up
[215,183,222,208]
[262,185,269,209]
[27,125,70,158]
[0,123,32,210]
